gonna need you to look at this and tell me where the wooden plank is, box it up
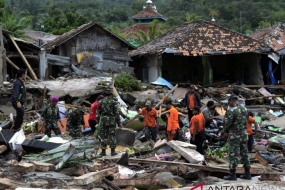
[234,85,285,89]
[6,57,32,80]
[9,34,37,80]
[129,158,271,174]
[154,84,178,108]
[47,54,70,66]
[47,54,70,61]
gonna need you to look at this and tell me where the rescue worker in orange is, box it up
[190,106,206,154]
[165,100,179,141]
[184,85,201,121]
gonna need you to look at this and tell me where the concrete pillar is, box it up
[39,49,47,80]
[202,56,213,85]
[147,54,159,82]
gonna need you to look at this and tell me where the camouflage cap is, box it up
[104,88,113,95]
[77,107,85,114]
[229,95,238,101]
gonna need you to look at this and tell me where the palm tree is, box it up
[1,11,31,37]
[258,21,271,29]
[127,19,161,45]
[185,13,202,22]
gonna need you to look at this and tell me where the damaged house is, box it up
[250,23,285,84]
[40,22,136,79]
[130,20,270,85]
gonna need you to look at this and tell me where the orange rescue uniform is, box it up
[139,107,157,127]
[167,106,180,141]
[247,116,255,135]
[190,113,205,135]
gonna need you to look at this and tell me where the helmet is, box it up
[104,88,113,95]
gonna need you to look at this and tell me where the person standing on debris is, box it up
[247,112,258,152]
[89,95,104,133]
[223,95,251,181]
[190,106,206,154]
[42,96,64,138]
[67,107,85,138]
[131,100,158,142]
[184,85,201,121]
[232,88,246,107]
[202,100,222,129]
[165,100,179,141]
[10,69,27,131]
[97,88,122,156]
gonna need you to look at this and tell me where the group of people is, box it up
[10,69,258,179]
[183,85,259,181]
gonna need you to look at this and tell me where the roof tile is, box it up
[132,6,167,21]
[250,23,285,52]
[130,21,264,57]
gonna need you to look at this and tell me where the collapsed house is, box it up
[129,20,270,84]
[250,23,285,84]
[0,22,136,82]
[40,22,136,79]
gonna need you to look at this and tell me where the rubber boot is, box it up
[240,167,252,180]
[111,148,118,156]
[99,149,106,156]
[223,169,237,181]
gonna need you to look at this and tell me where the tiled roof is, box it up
[130,20,265,57]
[250,23,285,52]
[132,6,167,21]
[43,22,135,49]
[121,23,150,35]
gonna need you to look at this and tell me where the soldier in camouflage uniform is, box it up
[41,96,64,138]
[97,88,122,156]
[223,95,251,181]
[67,107,85,138]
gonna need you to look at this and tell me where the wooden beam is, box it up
[129,158,271,174]
[234,85,285,89]
[8,34,37,80]
[5,57,31,80]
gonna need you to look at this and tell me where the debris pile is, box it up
[2,76,285,189]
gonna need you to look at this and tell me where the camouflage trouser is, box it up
[99,125,116,149]
[67,124,82,138]
[45,122,61,138]
[228,131,251,169]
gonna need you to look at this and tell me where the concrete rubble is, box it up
[1,76,285,189]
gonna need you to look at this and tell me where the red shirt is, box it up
[89,101,99,121]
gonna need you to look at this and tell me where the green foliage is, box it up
[207,142,229,158]
[1,11,31,37]
[3,0,285,39]
[128,19,162,45]
[115,72,142,92]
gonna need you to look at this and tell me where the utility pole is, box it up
[240,11,242,33]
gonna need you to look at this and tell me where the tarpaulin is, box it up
[151,77,173,89]
[269,60,277,85]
